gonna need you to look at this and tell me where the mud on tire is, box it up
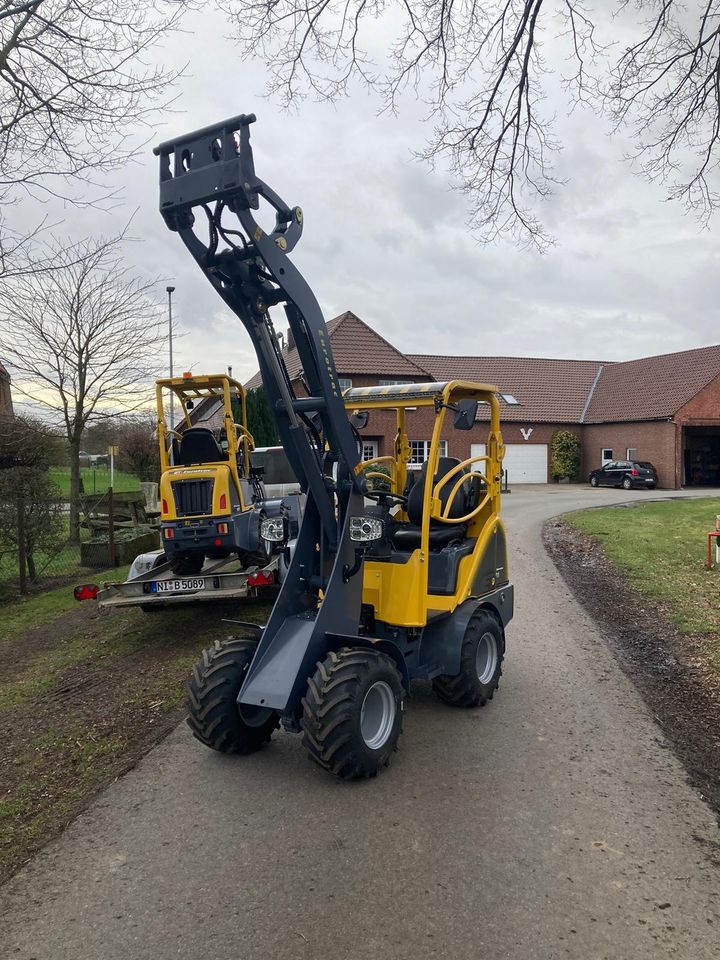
[432,608,505,708]
[186,637,279,753]
[302,647,404,780]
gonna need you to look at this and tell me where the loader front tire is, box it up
[302,648,404,780]
[186,638,279,754]
[432,609,504,708]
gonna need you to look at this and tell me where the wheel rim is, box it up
[238,703,273,728]
[360,681,396,750]
[476,632,499,684]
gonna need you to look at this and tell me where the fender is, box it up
[415,587,513,679]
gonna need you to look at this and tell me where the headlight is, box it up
[349,516,384,542]
[260,516,287,543]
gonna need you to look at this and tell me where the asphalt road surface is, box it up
[2,486,719,960]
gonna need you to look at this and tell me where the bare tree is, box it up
[0,0,189,198]
[0,0,191,274]
[218,0,720,247]
[0,234,167,539]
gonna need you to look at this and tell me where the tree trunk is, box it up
[26,551,37,581]
[68,439,82,544]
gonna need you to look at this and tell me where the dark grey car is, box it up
[588,460,658,490]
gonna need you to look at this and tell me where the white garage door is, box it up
[471,443,548,484]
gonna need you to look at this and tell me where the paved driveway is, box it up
[2,486,719,959]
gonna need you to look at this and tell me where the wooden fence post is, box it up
[107,486,116,567]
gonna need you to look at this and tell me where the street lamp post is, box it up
[166,286,175,431]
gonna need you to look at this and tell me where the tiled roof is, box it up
[412,354,606,423]
[182,396,224,432]
[245,311,428,389]
[244,310,720,425]
[584,343,720,423]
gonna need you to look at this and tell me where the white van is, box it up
[251,445,302,498]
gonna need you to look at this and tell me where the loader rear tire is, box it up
[169,552,204,576]
[302,647,404,780]
[432,609,504,708]
[186,637,279,754]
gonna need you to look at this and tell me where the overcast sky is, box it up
[20,5,720,387]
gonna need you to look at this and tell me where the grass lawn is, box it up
[2,565,130,638]
[565,497,720,639]
[0,586,273,882]
[48,466,142,497]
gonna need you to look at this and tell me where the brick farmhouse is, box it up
[245,311,720,489]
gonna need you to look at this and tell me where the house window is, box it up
[409,440,448,468]
[627,448,637,460]
[338,377,352,392]
[362,441,378,461]
[378,379,405,386]
[601,448,613,465]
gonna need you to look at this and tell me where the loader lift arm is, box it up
[154,114,370,716]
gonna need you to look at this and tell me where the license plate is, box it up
[151,578,206,593]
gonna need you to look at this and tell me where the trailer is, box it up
[75,550,284,612]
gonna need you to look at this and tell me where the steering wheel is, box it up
[430,455,493,524]
[234,422,256,451]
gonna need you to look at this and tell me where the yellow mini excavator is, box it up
[156,372,294,575]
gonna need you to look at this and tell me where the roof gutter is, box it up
[580,365,604,424]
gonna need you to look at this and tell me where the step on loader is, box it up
[154,114,514,779]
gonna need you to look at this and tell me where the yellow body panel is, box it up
[363,552,429,628]
[159,465,238,520]
[156,373,255,522]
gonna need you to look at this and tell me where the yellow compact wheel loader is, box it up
[157,373,294,575]
[154,114,513,779]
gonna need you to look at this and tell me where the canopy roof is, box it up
[343,380,497,406]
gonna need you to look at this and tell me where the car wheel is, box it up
[622,477,632,490]
[590,476,599,487]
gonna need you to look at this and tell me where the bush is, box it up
[0,415,63,470]
[363,462,391,491]
[551,430,581,481]
[0,467,65,579]
[116,415,159,482]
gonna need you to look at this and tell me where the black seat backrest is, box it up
[177,427,227,466]
[406,457,467,525]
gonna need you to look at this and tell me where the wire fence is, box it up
[0,480,160,604]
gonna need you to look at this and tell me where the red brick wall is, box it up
[675,372,720,423]
[354,405,578,482]
[0,371,12,417]
[581,421,677,488]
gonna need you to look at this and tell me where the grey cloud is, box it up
[5,6,718,387]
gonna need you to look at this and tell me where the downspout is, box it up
[580,365,604,425]
[579,365,604,478]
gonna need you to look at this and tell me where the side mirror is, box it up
[453,398,478,431]
[350,409,369,430]
[186,399,194,411]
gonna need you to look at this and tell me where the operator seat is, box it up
[393,457,470,551]
[176,427,227,466]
